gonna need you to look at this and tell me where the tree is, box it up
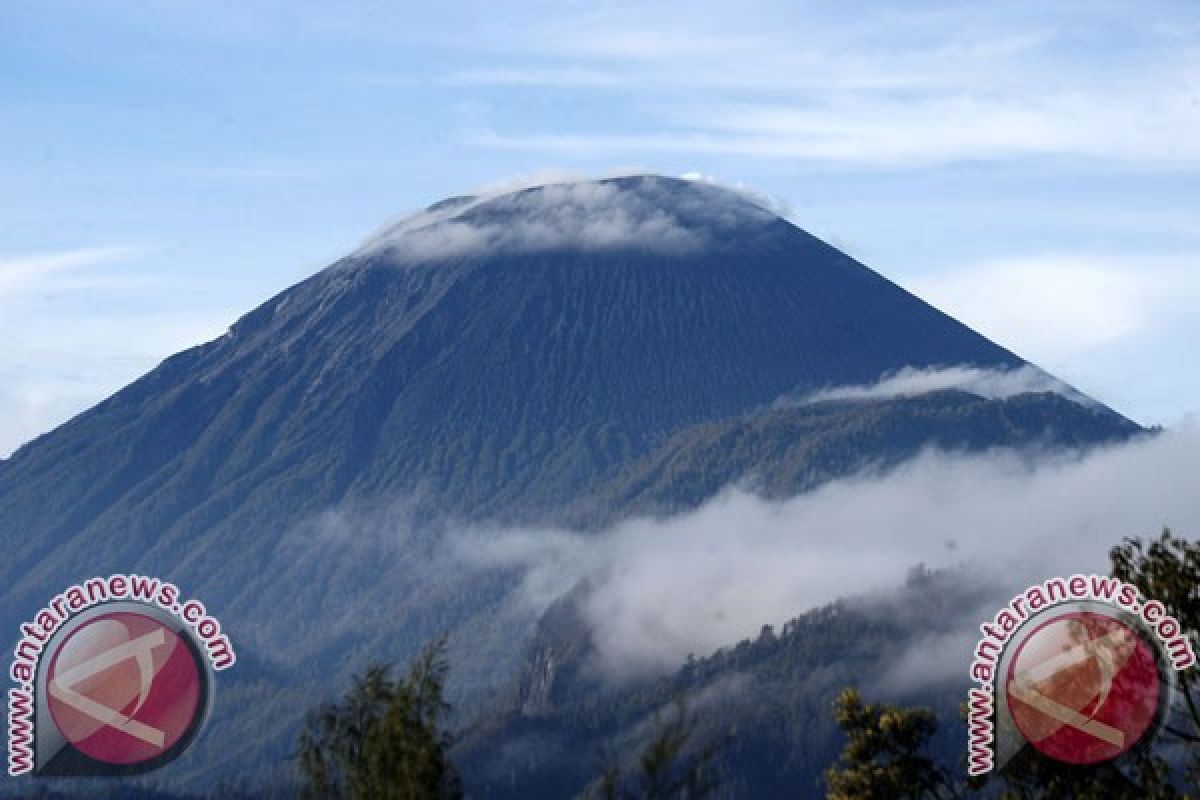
[297,637,462,800]
[825,687,960,800]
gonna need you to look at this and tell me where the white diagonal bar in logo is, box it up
[1007,682,1125,747]
[1007,627,1133,747]
[48,630,167,748]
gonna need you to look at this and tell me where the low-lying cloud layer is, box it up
[245,396,1196,699]
[454,424,1199,680]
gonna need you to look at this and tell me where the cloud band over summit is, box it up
[357,175,776,262]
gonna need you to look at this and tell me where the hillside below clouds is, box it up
[0,175,1141,789]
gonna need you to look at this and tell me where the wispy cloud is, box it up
[795,365,1089,407]
[357,176,772,261]
[445,3,1200,166]
[179,163,315,181]
[469,83,1200,165]
[439,67,623,88]
[0,245,145,295]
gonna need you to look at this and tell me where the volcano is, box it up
[0,175,1138,789]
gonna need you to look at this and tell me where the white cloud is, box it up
[0,245,144,295]
[471,83,1200,165]
[875,627,986,695]
[178,163,314,181]
[677,170,794,219]
[448,3,1200,166]
[357,175,773,262]
[796,365,1091,407]
[669,88,1200,165]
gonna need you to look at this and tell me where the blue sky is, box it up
[2,1,1198,455]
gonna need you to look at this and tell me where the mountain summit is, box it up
[0,174,1137,786]
[4,175,1052,542]
[357,175,776,260]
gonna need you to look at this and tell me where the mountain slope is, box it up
[455,569,992,799]
[0,175,1140,789]
[0,176,1057,604]
[570,389,1140,523]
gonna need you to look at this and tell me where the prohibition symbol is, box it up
[1005,611,1162,765]
[45,611,204,766]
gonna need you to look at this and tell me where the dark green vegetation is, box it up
[455,567,984,798]
[573,389,1137,523]
[293,649,725,800]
